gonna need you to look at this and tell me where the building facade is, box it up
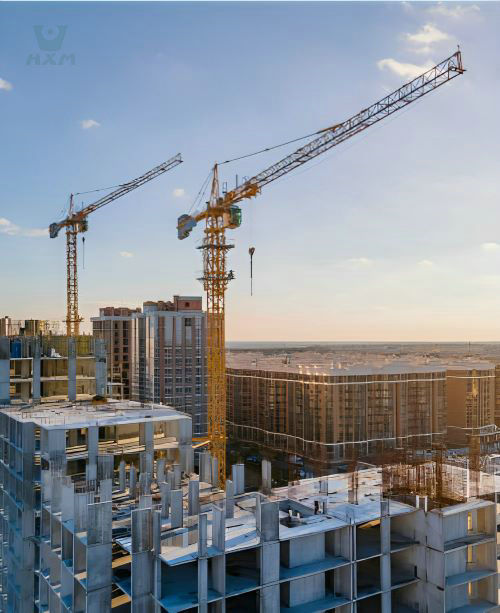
[91,306,141,399]
[129,297,207,437]
[227,364,447,472]
[446,362,496,430]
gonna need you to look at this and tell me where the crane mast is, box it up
[50,154,182,336]
[178,51,464,486]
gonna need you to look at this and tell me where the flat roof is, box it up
[1,400,191,429]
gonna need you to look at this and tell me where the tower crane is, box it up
[178,51,464,486]
[50,154,182,336]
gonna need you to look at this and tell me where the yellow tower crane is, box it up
[50,154,182,336]
[178,51,464,486]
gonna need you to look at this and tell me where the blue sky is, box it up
[0,1,498,341]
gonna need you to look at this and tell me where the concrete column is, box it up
[232,463,245,495]
[100,479,112,502]
[87,426,98,482]
[0,337,10,405]
[139,471,151,497]
[262,459,272,494]
[381,499,390,555]
[139,421,154,453]
[173,463,182,490]
[129,464,137,498]
[260,584,280,612]
[198,513,208,556]
[67,336,77,402]
[119,460,126,492]
[166,469,175,490]
[199,452,209,483]
[198,558,208,611]
[170,489,183,529]
[381,553,391,592]
[188,479,199,516]
[32,337,41,404]
[225,479,234,519]
[212,506,225,552]
[139,494,152,509]
[152,510,162,556]
[156,458,166,485]
[94,338,107,397]
[160,482,171,519]
[211,456,219,489]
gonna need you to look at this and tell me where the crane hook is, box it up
[249,247,255,296]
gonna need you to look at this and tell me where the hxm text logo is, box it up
[27,26,75,66]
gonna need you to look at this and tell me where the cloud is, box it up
[0,217,48,237]
[173,188,186,198]
[377,58,435,79]
[119,251,134,258]
[481,242,500,252]
[0,78,13,91]
[346,257,373,268]
[80,119,100,130]
[418,259,435,268]
[418,260,435,270]
[406,23,450,45]
[428,3,480,19]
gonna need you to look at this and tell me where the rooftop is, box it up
[1,399,190,429]
[226,352,496,377]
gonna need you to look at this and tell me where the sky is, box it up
[0,1,499,342]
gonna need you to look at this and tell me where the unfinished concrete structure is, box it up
[1,394,497,612]
[0,335,106,404]
[0,400,193,612]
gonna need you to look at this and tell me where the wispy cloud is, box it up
[0,217,48,237]
[172,188,186,198]
[345,257,373,269]
[481,242,500,252]
[0,77,13,91]
[406,23,450,45]
[428,3,480,19]
[80,119,100,130]
[119,251,134,258]
[405,23,451,54]
[418,259,435,268]
[377,58,435,79]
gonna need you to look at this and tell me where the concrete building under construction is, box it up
[0,395,498,613]
[0,335,106,405]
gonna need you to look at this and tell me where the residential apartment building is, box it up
[128,296,207,437]
[91,306,141,399]
[446,362,496,430]
[227,362,447,473]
